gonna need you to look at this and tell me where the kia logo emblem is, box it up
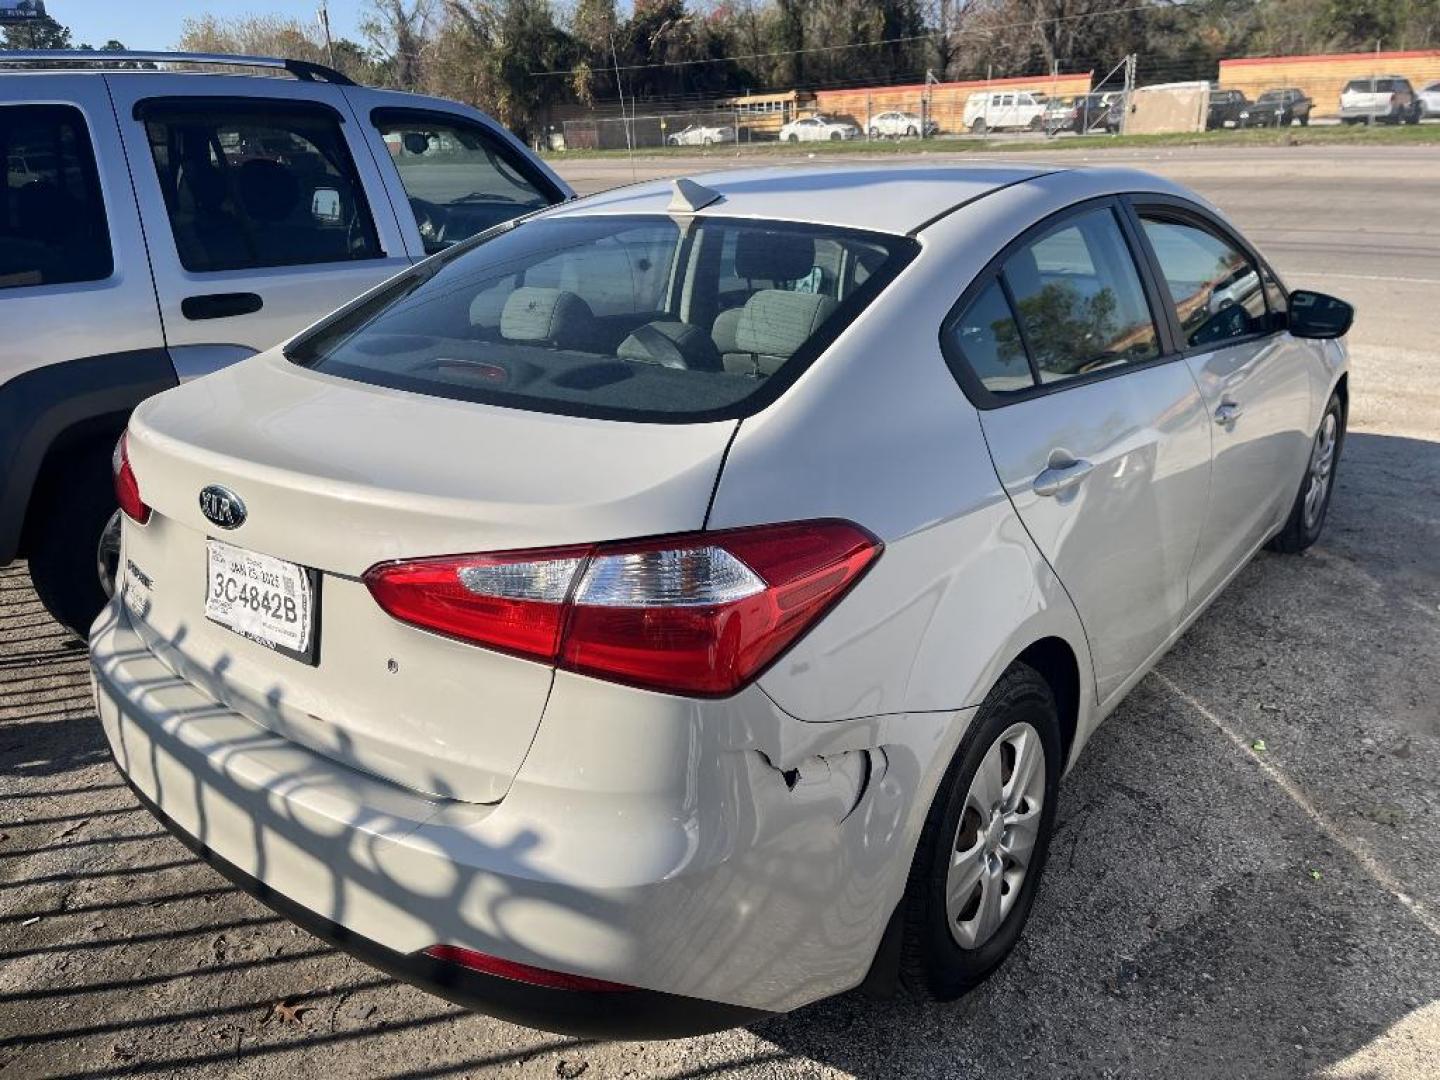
[199,485,246,530]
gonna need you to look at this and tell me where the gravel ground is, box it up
[2,145,1437,1079]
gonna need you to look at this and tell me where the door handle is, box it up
[1033,458,1095,497]
[1214,400,1244,426]
[182,292,263,321]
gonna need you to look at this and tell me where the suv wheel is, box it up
[1269,391,1344,554]
[27,440,119,638]
[898,662,1061,999]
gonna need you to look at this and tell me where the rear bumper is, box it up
[118,768,764,1038]
[91,598,967,1027]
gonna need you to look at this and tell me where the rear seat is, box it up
[722,290,838,377]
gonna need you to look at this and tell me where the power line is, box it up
[529,2,1197,78]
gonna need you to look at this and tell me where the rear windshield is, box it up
[287,213,915,423]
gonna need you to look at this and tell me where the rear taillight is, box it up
[113,432,150,525]
[421,944,634,992]
[364,520,880,697]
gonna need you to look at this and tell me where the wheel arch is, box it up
[1013,636,1082,769]
[1,349,176,564]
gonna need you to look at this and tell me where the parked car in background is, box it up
[779,114,860,142]
[962,90,1049,134]
[1418,81,1440,118]
[666,123,735,147]
[1065,93,1122,133]
[1338,76,1422,124]
[94,163,1351,1039]
[1206,89,1249,129]
[0,50,571,636]
[1239,87,1312,127]
[867,110,936,138]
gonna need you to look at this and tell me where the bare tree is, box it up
[363,0,434,90]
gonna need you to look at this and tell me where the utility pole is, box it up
[316,0,337,68]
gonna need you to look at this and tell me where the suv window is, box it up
[998,206,1159,385]
[0,104,112,291]
[1140,215,1271,348]
[139,99,382,273]
[372,110,558,255]
[287,214,915,423]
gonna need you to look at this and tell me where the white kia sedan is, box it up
[778,114,860,141]
[91,165,1351,1038]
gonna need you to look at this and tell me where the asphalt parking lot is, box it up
[2,144,1437,1079]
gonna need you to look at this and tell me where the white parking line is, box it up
[1154,671,1440,940]
[1301,271,1440,286]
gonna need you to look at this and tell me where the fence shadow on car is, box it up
[2,430,1436,1078]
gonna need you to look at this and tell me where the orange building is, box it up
[1219,49,1440,117]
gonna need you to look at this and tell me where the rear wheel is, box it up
[1028,115,1043,132]
[27,440,118,639]
[829,130,842,141]
[786,133,799,143]
[971,118,988,135]
[906,125,918,138]
[1269,391,1344,554]
[898,663,1061,1000]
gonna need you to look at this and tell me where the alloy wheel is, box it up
[946,721,1047,949]
[1302,411,1338,531]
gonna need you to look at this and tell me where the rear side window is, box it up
[287,214,915,423]
[1001,207,1159,384]
[0,104,112,290]
[946,280,1031,394]
[372,109,558,255]
[1140,216,1272,348]
[138,99,382,273]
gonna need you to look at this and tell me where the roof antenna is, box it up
[610,34,636,183]
[668,177,723,213]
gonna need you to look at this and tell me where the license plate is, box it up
[204,540,318,664]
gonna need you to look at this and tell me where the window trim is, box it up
[939,195,1181,410]
[0,102,115,292]
[1123,194,1287,359]
[368,106,567,209]
[134,95,385,275]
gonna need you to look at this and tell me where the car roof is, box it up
[545,164,1062,235]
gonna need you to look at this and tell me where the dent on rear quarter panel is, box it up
[709,180,1097,730]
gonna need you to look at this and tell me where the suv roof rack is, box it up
[0,50,356,86]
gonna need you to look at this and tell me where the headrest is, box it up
[500,287,596,350]
[734,230,815,283]
[736,290,837,359]
[236,159,300,223]
[618,320,721,371]
[710,307,745,354]
[181,164,229,213]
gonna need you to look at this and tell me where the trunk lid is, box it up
[121,350,736,802]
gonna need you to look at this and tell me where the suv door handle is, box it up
[1214,400,1244,426]
[1033,458,1095,497]
[182,293,263,321]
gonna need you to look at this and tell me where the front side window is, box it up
[287,214,914,423]
[0,104,112,290]
[373,110,558,255]
[140,99,382,273]
[1140,215,1271,348]
[1001,206,1159,384]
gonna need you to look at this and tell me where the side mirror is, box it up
[1287,290,1354,339]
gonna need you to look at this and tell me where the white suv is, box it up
[962,90,1049,134]
[92,165,1352,1037]
[0,50,571,636]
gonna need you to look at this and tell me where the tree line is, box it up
[6,1,1440,138]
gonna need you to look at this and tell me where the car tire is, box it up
[897,662,1062,1001]
[27,439,118,639]
[1028,116,1043,132]
[1300,113,1310,127]
[906,126,918,138]
[703,137,713,147]
[786,133,798,143]
[1269,390,1345,555]
[970,118,987,135]
[829,131,842,141]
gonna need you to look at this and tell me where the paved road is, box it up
[2,145,1437,1079]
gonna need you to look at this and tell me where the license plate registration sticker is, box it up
[204,540,318,664]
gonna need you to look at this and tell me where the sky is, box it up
[41,1,369,51]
